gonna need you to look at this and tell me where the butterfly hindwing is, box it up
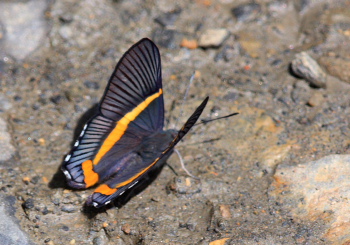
[62,115,115,189]
[87,97,209,208]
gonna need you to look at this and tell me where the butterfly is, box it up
[61,38,208,208]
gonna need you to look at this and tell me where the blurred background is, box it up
[0,0,349,244]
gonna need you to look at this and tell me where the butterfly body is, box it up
[62,38,208,208]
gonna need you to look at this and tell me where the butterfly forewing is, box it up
[100,38,164,132]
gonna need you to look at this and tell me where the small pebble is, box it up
[152,29,180,49]
[42,207,49,215]
[23,198,35,209]
[219,204,232,219]
[168,176,201,194]
[92,237,103,245]
[84,81,100,90]
[50,94,64,105]
[154,8,182,27]
[38,138,46,146]
[231,3,261,22]
[121,223,131,234]
[31,176,40,184]
[291,52,327,88]
[209,238,230,245]
[180,38,198,49]
[13,95,22,101]
[61,204,78,213]
[22,177,31,184]
[61,225,69,231]
[307,92,324,107]
[59,13,73,24]
[198,29,229,48]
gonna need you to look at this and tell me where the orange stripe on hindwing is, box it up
[82,160,99,187]
[95,156,161,195]
[82,89,163,187]
[94,184,116,195]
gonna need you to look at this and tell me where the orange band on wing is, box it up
[94,157,161,195]
[94,184,117,195]
[82,160,99,187]
[93,89,163,166]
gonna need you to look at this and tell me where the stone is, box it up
[269,155,350,244]
[152,29,181,49]
[0,95,12,112]
[259,143,293,173]
[209,238,230,245]
[180,38,198,49]
[167,176,201,195]
[0,117,15,162]
[231,3,261,22]
[291,80,311,105]
[0,0,48,60]
[291,52,327,88]
[154,8,182,27]
[0,195,32,245]
[307,91,324,107]
[198,29,229,48]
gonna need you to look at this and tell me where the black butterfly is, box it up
[61,38,208,208]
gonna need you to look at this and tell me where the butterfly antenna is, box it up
[174,148,199,180]
[173,72,195,129]
[194,112,239,126]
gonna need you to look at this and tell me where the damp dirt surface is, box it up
[0,0,350,244]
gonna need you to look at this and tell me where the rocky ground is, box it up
[0,0,349,244]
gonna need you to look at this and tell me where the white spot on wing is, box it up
[119,191,125,196]
[74,140,79,147]
[105,200,111,205]
[80,130,85,137]
[65,154,71,162]
[128,181,138,189]
[93,202,98,207]
[63,170,71,180]
[79,124,88,137]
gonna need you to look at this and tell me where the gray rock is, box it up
[152,29,182,49]
[0,117,15,162]
[167,176,201,195]
[0,0,48,60]
[0,195,32,245]
[198,29,229,48]
[231,3,261,22]
[307,91,324,107]
[60,204,78,213]
[291,80,311,105]
[154,8,182,27]
[0,95,12,112]
[291,52,327,88]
